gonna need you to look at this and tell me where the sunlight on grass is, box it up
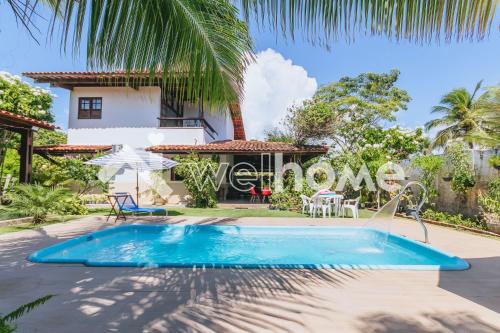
[0,215,79,235]
[0,207,373,235]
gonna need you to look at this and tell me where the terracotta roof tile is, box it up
[23,71,156,80]
[34,144,112,154]
[0,110,57,130]
[229,103,246,140]
[146,140,328,154]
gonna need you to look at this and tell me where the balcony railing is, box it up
[157,117,218,139]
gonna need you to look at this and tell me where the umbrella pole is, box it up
[136,169,139,206]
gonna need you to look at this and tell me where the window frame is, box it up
[78,97,102,119]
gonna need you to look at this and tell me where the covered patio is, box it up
[147,139,328,201]
[0,110,57,183]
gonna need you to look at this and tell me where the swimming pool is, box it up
[28,225,469,270]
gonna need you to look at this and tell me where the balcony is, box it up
[157,117,218,139]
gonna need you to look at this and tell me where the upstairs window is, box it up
[78,97,102,119]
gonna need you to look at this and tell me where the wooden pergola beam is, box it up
[19,128,33,183]
[0,110,56,184]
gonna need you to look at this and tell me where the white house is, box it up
[25,71,326,204]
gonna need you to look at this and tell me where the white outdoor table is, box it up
[318,193,344,217]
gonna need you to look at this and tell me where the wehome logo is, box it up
[180,153,405,193]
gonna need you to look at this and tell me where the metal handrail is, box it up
[157,117,218,136]
[399,181,429,243]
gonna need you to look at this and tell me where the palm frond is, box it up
[238,0,498,44]
[46,0,253,106]
[431,126,457,149]
[424,116,455,131]
[430,105,452,114]
[428,81,500,149]
[470,80,484,101]
[464,130,500,148]
[2,295,54,322]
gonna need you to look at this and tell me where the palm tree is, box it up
[8,184,69,224]
[425,82,500,149]
[5,0,498,105]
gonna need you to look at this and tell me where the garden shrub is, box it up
[489,155,500,169]
[7,184,70,224]
[80,193,108,204]
[56,195,88,215]
[479,177,500,215]
[444,142,475,193]
[33,157,107,195]
[411,155,444,203]
[422,209,486,230]
[269,190,302,210]
[270,174,315,211]
[173,154,218,208]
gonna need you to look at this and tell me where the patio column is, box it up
[19,128,33,183]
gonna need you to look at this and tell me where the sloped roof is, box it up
[34,144,112,155]
[0,110,57,130]
[229,103,246,140]
[23,71,155,81]
[146,140,328,154]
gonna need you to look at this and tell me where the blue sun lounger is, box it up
[107,192,167,222]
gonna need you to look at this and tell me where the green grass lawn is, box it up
[0,207,373,235]
[0,215,79,235]
[167,207,373,218]
[0,210,23,221]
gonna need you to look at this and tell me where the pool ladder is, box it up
[399,181,429,243]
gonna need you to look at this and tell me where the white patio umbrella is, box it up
[85,147,177,205]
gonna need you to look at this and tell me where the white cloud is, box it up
[241,49,317,140]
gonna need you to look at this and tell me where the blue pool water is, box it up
[28,225,469,270]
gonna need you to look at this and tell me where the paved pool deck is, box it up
[1,215,500,333]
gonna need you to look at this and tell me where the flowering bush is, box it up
[0,71,54,121]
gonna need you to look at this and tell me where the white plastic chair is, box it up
[299,194,312,215]
[310,195,323,218]
[342,196,360,218]
[330,195,343,217]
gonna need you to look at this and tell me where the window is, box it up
[78,97,102,119]
[170,167,185,181]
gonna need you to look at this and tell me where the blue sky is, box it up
[0,4,499,134]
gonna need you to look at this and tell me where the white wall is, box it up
[69,86,161,129]
[68,127,206,148]
[68,87,234,145]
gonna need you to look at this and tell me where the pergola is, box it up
[0,110,57,183]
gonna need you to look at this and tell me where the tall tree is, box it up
[425,82,500,149]
[283,70,410,149]
[4,0,498,105]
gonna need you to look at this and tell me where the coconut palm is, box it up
[425,82,500,149]
[5,0,498,105]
